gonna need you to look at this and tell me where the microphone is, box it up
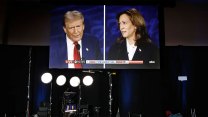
[74,42,82,62]
[76,43,80,50]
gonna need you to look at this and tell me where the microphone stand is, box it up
[108,72,113,117]
[48,81,53,117]
[78,84,82,117]
[26,47,32,117]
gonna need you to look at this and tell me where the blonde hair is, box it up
[63,10,84,27]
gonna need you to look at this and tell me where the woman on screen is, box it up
[107,8,160,69]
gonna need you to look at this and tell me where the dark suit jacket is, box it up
[49,33,103,69]
[107,39,160,69]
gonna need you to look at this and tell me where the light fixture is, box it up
[178,76,187,81]
[40,72,53,115]
[56,75,66,86]
[41,72,52,84]
[83,75,93,86]
[69,76,80,87]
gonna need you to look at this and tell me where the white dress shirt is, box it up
[66,35,82,68]
[126,39,137,60]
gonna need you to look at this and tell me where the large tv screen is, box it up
[49,5,160,69]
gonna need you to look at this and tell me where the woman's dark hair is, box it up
[116,8,151,45]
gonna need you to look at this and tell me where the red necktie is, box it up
[73,42,82,68]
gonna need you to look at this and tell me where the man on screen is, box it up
[50,10,102,69]
[107,8,160,69]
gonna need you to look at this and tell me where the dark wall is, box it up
[1,45,29,116]
[164,3,208,46]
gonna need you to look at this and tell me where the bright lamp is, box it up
[56,75,66,86]
[41,72,52,84]
[70,76,80,87]
[83,75,93,86]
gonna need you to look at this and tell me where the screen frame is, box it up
[49,3,165,69]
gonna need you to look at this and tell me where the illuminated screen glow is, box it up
[49,5,160,69]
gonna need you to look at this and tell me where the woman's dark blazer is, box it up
[107,39,160,69]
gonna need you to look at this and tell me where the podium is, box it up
[62,92,77,116]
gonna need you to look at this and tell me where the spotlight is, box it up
[70,76,80,87]
[56,75,66,86]
[41,72,52,84]
[83,75,93,86]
